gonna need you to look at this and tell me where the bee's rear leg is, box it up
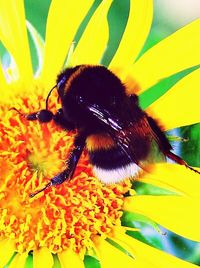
[166,151,200,175]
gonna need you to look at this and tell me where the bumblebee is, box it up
[12,65,200,197]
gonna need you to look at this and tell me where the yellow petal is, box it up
[124,195,200,242]
[40,0,94,88]
[57,249,84,268]
[123,18,200,92]
[0,239,15,268]
[33,247,54,268]
[138,163,200,198]
[115,232,199,268]
[93,236,148,268]
[109,0,153,69]
[70,0,113,66]
[0,0,33,85]
[0,63,8,92]
[9,252,28,268]
[0,63,6,81]
[146,68,200,130]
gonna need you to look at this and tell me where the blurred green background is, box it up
[2,0,200,266]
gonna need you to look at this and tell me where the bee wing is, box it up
[77,98,138,164]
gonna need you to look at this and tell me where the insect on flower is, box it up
[11,64,200,197]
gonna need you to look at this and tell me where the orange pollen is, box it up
[0,95,131,255]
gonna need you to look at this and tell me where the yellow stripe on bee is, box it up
[63,65,86,94]
[86,133,115,151]
[111,67,141,95]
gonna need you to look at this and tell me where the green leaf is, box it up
[64,41,75,68]
[180,123,200,167]
[122,211,164,235]
[4,252,16,268]
[52,254,61,268]
[133,181,177,196]
[25,254,33,268]
[84,255,101,268]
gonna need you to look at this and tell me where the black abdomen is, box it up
[89,147,131,169]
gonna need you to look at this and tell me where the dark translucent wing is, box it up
[77,97,138,164]
[146,116,172,153]
[84,100,172,166]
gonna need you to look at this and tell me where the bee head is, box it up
[56,66,83,100]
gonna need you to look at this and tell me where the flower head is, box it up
[0,1,200,268]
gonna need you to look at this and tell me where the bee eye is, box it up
[37,109,53,123]
[76,96,84,104]
[57,108,63,115]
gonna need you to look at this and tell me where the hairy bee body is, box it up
[19,64,199,198]
[57,65,171,183]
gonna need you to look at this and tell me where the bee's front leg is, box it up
[29,132,86,198]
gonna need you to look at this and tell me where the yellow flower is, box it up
[0,1,200,268]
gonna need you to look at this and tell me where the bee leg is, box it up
[29,132,86,198]
[146,115,200,175]
[166,151,200,175]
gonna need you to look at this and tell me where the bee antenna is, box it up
[9,107,26,117]
[46,85,57,110]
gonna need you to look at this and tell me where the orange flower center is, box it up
[0,96,131,255]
